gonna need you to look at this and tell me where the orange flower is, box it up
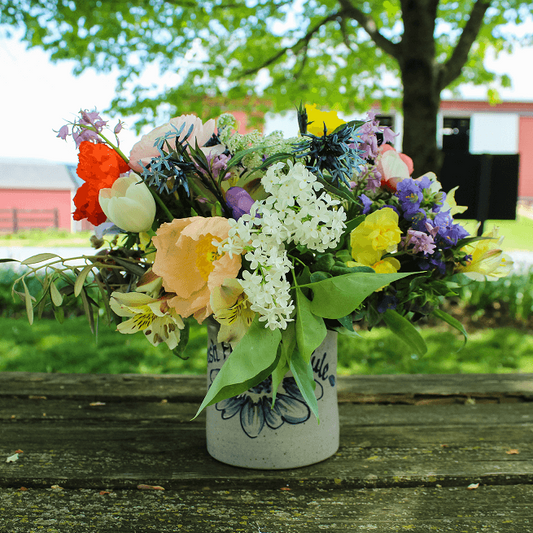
[152,217,241,323]
[73,141,131,225]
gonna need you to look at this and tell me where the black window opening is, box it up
[442,117,470,152]
[375,115,395,146]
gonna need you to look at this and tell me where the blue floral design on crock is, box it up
[209,370,324,439]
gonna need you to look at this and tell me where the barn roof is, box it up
[0,158,79,191]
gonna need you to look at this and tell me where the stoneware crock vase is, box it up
[206,321,340,469]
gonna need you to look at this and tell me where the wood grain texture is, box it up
[1,372,532,532]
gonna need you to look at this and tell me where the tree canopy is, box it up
[2,0,533,173]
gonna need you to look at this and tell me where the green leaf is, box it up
[381,309,427,357]
[79,287,95,334]
[53,304,65,324]
[295,287,327,363]
[289,349,319,422]
[271,324,295,406]
[432,308,468,351]
[21,253,61,265]
[309,271,332,283]
[21,279,34,325]
[193,316,282,418]
[50,281,63,306]
[343,215,365,235]
[74,265,93,297]
[336,314,355,332]
[172,320,191,358]
[304,272,416,319]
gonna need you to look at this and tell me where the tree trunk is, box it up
[399,0,443,177]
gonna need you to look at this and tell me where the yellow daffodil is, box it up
[110,291,184,350]
[210,279,255,345]
[347,256,401,291]
[458,227,513,281]
[305,104,346,136]
[350,208,402,265]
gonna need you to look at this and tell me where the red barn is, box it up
[0,158,85,233]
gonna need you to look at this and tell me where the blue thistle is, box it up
[140,123,196,196]
[292,122,366,189]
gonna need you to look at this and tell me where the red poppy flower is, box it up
[73,141,131,226]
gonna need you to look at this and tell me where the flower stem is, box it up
[150,189,174,222]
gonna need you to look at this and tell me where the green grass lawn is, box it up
[459,214,533,251]
[0,229,95,248]
[2,316,531,376]
[1,213,533,250]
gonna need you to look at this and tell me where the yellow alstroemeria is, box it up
[350,208,402,265]
[305,104,346,136]
[110,291,185,350]
[210,278,255,345]
[458,227,513,281]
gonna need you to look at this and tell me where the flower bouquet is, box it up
[9,104,512,425]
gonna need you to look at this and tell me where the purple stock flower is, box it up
[406,229,436,256]
[211,153,231,181]
[225,187,255,220]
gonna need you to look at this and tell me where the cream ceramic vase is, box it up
[205,322,339,469]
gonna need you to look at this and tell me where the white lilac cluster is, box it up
[218,161,347,330]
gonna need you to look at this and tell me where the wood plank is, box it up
[1,372,532,402]
[1,485,532,532]
[1,402,532,490]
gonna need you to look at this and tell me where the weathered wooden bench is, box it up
[1,372,532,532]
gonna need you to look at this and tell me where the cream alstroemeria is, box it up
[110,291,184,349]
[210,279,255,345]
[443,186,468,216]
[458,227,513,281]
[99,174,156,233]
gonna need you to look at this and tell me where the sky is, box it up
[1,33,533,165]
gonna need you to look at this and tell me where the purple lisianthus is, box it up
[377,294,398,313]
[416,174,432,190]
[225,187,255,220]
[408,208,427,225]
[433,211,469,248]
[397,179,423,216]
[418,252,446,275]
[358,194,373,214]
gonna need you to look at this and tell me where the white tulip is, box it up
[99,174,156,233]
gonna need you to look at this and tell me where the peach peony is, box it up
[152,217,241,323]
[129,114,222,173]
